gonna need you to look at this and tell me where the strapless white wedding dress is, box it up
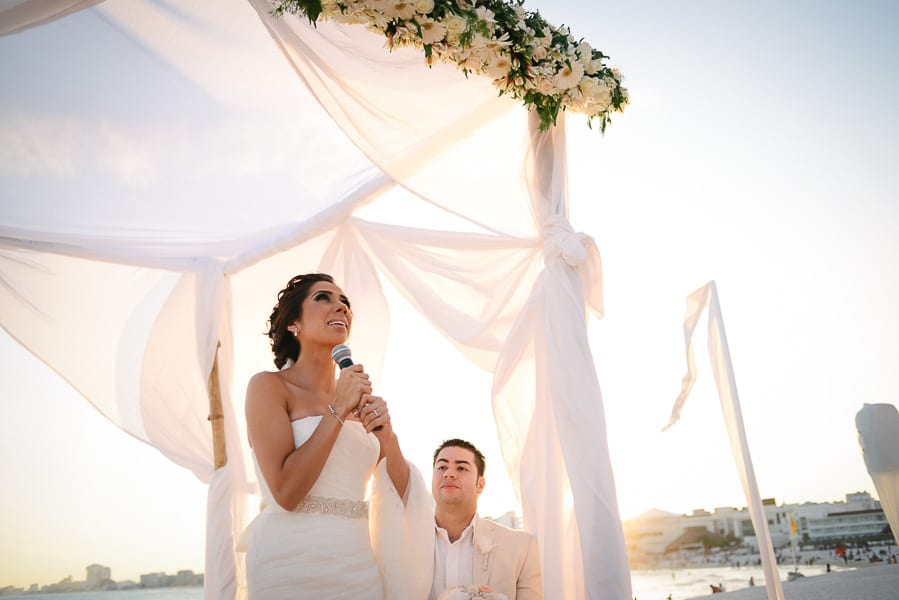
[246,416,383,599]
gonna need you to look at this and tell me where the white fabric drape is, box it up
[0,0,102,35]
[1,1,632,598]
[665,281,784,600]
[855,403,899,546]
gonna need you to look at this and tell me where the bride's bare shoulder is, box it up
[246,370,289,404]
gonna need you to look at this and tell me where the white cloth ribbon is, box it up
[541,215,604,319]
[543,215,588,267]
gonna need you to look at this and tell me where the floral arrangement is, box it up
[272,0,628,131]
[437,584,508,600]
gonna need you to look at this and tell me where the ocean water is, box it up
[0,565,847,600]
[631,563,847,599]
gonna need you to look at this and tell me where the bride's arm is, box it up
[360,395,410,498]
[246,366,370,510]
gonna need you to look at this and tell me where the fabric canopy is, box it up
[0,1,630,598]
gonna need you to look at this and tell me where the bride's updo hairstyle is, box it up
[267,273,335,369]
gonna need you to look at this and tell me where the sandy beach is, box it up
[687,563,899,600]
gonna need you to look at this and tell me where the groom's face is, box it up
[432,446,485,511]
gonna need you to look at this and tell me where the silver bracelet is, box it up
[327,404,344,425]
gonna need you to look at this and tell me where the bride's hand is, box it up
[333,364,371,420]
[358,394,392,438]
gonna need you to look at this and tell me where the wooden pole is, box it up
[208,341,228,469]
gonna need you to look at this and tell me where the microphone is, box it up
[331,344,354,369]
[331,344,381,431]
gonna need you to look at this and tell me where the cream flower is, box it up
[332,12,368,24]
[580,77,612,114]
[584,58,603,75]
[578,76,604,97]
[577,41,593,65]
[384,0,416,20]
[553,61,585,90]
[368,11,390,29]
[443,14,467,35]
[484,55,512,79]
[475,6,496,24]
[536,77,557,95]
[419,18,446,44]
[437,585,507,600]
[483,32,512,51]
[413,0,434,14]
[320,0,340,15]
[460,54,482,71]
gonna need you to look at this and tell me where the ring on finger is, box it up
[373,408,380,417]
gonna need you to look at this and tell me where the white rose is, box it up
[413,0,435,14]
[578,41,593,57]
[578,76,603,97]
[586,98,611,116]
[532,45,548,61]
[444,14,467,35]
[536,77,557,94]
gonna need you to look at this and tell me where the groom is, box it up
[428,439,543,600]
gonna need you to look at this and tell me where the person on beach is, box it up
[242,273,429,599]
[427,439,543,600]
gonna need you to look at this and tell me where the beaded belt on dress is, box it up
[294,495,368,519]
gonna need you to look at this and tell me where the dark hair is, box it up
[266,273,335,369]
[433,438,486,477]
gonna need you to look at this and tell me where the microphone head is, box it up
[331,344,353,367]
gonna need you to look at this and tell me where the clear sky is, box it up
[2,0,899,590]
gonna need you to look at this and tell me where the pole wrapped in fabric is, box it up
[666,281,784,600]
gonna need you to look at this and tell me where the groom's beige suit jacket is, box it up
[370,461,542,600]
[467,516,543,600]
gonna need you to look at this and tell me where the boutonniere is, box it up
[476,535,498,571]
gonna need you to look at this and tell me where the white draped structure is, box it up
[856,404,899,547]
[0,1,630,599]
[665,282,784,600]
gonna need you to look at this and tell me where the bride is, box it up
[243,273,424,599]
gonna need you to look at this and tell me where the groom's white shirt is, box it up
[430,515,476,599]
[426,515,543,600]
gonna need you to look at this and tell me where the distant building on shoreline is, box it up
[624,491,893,567]
[0,565,203,596]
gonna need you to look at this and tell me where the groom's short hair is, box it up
[433,438,486,477]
